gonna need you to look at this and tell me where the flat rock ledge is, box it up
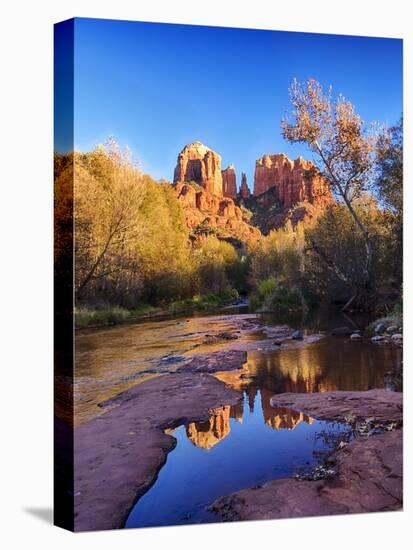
[211,390,403,522]
[210,430,402,521]
[74,372,241,532]
[269,389,403,423]
[177,349,247,373]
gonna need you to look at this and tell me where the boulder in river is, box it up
[292,330,304,340]
[350,333,362,341]
[375,322,386,334]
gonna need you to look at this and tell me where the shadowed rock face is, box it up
[240,173,251,199]
[222,164,237,198]
[174,142,223,197]
[254,153,332,208]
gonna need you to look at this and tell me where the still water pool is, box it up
[125,390,351,528]
[73,311,401,528]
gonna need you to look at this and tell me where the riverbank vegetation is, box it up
[281,79,402,312]
[55,85,402,327]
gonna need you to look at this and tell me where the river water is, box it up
[74,308,401,528]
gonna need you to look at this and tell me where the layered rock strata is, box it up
[253,153,332,208]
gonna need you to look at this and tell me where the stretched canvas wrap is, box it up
[54,17,403,532]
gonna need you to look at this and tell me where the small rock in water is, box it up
[371,335,385,343]
[375,322,386,335]
[332,326,352,336]
[273,339,283,346]
[391,333,403,342]
[292,330,304,340]
[160,355,185,365]
[350,333,362,341]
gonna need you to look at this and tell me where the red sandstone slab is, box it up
[210,430,402,521]
[74,372,241,531]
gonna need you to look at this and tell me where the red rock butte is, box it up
[254,153,332,208]
[173,142,333,236]
[222,164,237,199]
[240,172,251,199]
[174,141,223,197]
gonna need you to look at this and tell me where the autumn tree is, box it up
[303,197,394,307]
[74,141,145,302]
[376,118,403,215]
[375,118,403,293]
[282,79,378,308]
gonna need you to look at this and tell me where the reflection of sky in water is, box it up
[126,391,350,528]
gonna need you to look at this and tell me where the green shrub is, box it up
[250,276,306,313]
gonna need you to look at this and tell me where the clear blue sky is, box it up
[67,17,402,188]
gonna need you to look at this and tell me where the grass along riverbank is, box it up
[75,292,242,328]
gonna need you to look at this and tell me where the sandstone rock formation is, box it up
[222,164,237,199]
[254,153,332,208]
[174,181,261,242]
[174,141,223,196]
[239,173,251,199]
[173,143,335,237]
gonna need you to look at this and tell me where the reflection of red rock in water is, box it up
[246,350,339,395]
[231,402,244,424]
[186,403,244,449]
[246,385,258,413]
[260,387,313,430]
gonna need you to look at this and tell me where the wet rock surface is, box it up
[210,430,402,521]
[176,350,247,374]
[74,373,242,531]
[269,389,403,424]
